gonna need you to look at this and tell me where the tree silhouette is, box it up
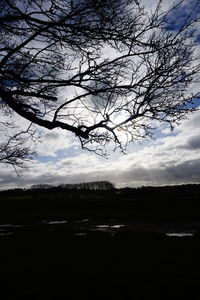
[0,122,36,171]
[0,0,200,162]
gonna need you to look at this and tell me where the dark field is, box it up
[0,188,200,299]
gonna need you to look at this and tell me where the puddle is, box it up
[0,224,22,237]
[75,219,90,223]
[46,221,68,225]
[166,232,194,237]
[90,224,126,235]
[0,220,198,239]
[0,232,13,236]
[75,232,87,236]
[110,225,125,229]
[0,224,22,228]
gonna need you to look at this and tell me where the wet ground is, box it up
[0,217,199,237]
[0,218,200,299]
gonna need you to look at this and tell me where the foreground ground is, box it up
[0,189,200,299]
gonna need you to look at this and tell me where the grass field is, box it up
[0,191,200,299]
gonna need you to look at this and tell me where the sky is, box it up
[0,0,200,190]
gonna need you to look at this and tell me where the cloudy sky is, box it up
[0,0,200,190]
[1,108,199,190]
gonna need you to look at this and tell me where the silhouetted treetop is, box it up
[31,181,115,191]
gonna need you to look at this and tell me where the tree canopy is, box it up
[0,0,200,166]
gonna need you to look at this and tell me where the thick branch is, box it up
[0,87,89,139]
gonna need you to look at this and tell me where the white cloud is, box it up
[35,128,78,157]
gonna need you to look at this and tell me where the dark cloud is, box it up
[117,159,200,185]
[178,135,200,150]
[185,135,200,150]
[1,158,200,190]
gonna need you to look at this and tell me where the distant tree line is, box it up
[120,184,200,197]
[31,184,55,190]
[31,181,115,191]
[0,183,199,203]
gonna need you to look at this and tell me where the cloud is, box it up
[116,159,200,185]
[35,128,78,157]
[177,135,200,150]
[1,109,200,189]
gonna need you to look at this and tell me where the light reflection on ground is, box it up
[0,220,199,238]
[46,220,68,225]
[0,231,13,236]
[166,232,194,237]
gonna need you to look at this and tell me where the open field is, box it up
[0,187,200,299]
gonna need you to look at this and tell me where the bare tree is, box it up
[0,0,200,158]
[0,122,36,171]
